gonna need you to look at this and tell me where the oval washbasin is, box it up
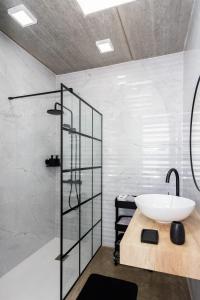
[135,194,196,223]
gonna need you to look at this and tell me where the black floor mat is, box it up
[76,273,138,300]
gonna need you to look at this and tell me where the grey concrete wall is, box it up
[0,31,58,277]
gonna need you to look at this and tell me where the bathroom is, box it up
[0,0,200,299]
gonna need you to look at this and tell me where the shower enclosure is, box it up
[4,84,103,300]
[60,84,103,299]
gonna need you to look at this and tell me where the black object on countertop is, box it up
[76,274,138,300]
[141,229,159,245]
[170,221,185,245]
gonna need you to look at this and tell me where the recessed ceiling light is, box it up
[96,39,114,54]
[77,0,135,15]
[8,4,37,27]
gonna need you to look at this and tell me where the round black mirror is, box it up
[190,76,200,191]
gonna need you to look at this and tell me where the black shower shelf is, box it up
[45,155,60,167]
[62,126,102,142]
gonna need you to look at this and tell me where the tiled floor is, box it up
[66,247,191,300]
[0,244,191,300]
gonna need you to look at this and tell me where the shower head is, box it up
[47,109,62,115]
[47,102,63,115]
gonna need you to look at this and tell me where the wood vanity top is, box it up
[120,209,200,280]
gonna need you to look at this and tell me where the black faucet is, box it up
[165,168,180,196]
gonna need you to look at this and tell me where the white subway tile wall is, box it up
[57,52,183,246]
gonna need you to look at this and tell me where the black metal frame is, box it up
[8,84,103,300]
[60,84,103,300]
[190,75,200,192]
[113,197,136,265]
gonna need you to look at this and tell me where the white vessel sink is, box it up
[135,194,196,223]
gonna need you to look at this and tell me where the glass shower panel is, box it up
[62,244,79,296]
[63,133,80,171]
[93,110,102,140]
[80,170,92,202]
[63,210,79,254]
[81,232,92,272]
[81,201,92,237]
[63,90,79,133]
[81,103,92,136]
[81,136,92,168]
[62,132,71,170]
[93,140,101,167]
[63,172,80,211]
[61,84,102,300]
[93,168,102,195]
[93,195,101,224]
[93,222,101,255]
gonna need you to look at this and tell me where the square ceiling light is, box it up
[77,0,135,15]
[96,39,114,53]
[8,4,37,27]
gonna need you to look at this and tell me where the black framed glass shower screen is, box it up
[60,83,103,300]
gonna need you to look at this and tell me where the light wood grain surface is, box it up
[120,209,200,280]
[66,247,190,300]
[0,0,193,74]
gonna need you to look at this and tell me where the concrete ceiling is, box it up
[0,0,194,74]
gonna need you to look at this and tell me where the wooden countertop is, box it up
[120,209,200,280]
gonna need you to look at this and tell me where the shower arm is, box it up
[55,102,73,127]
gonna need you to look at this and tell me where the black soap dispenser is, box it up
[55,155,60,166]
[50,155,54,166]
[170,221,185,245]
